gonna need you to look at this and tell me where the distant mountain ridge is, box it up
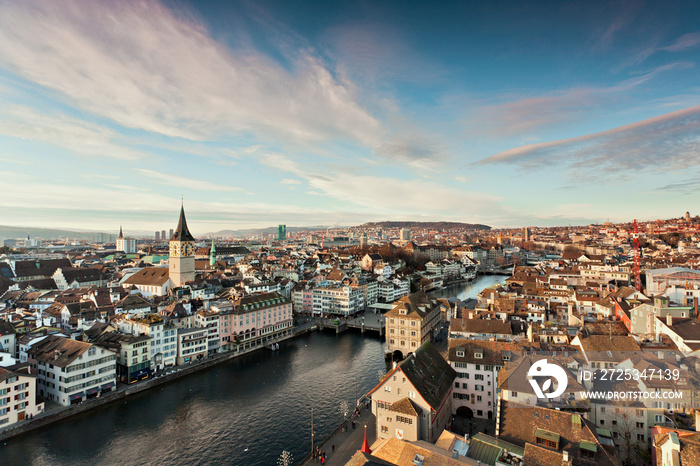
[0,225,116,241]
[358,221,491,230]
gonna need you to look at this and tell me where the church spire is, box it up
[171,203,195,241]
[118,225,124,239]
[210,241,216,266]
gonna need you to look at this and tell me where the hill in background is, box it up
[358,221,491,230]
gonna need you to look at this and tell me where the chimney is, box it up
[667,313,673,326]
[562,450,570,465]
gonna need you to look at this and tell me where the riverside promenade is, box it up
[301,401,376,466]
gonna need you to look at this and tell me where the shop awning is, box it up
[101,382,116,391]
[69,392,85,401]
[86,387,100,395]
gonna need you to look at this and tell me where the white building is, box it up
[195,310,220,355]
[0,321,16,358]
[312,286,364,317]
[448,341,506,420]
[116,227,137,254]
[176,328,207,365]
[0,366,44,431]
[28,335,117,406]
[113,314,176,370]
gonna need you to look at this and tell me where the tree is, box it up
[610,398,645,465]
[277,450,293,466]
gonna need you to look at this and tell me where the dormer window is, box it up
[534,428,559,450]
[475,351,483,359]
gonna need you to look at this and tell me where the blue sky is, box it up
[0,0,698,235]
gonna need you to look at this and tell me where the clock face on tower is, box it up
[169,242,180,257]
[181,242,194,257]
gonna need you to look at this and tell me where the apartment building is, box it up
[385,291,443,358]
[0,366,44,430]
[28,335,117,406]
[312,286,364,317]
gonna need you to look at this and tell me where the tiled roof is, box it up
[123,267,170,286]
[398,342,456,411]
[498,401,620,466]
[28,334,91,368]
[388,397,422,416]
[449,318,512,335]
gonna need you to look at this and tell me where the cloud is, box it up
[662,32,700,52]
[0,105,145,160]
[373,137,445,170]
[0,0,381,147]
[135,169,243,192]
[468,62,690,137]
[619,31,700,69]
[280,178,302,185]
[657,176,700,195]
[476,104,700,173]
[260,153,504,217]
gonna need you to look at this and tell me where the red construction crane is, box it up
[633,219,641,291]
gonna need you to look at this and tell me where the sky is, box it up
[0,0,698,235]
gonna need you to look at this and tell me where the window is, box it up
[637,434,644,442]
[511,391,517,397]
[384,386,391,392]
[536,437,557,449]
[381,425,388,433]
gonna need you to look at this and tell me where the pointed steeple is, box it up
[360,425,371,454]
[210,241,217,266]
[118,225,124,239]
[171,203,194,241]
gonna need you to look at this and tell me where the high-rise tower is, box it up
[169,204,196,287]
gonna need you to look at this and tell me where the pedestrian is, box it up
[321,457,325,464]
[331,444,335,453]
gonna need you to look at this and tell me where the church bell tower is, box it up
[169,203,196,287]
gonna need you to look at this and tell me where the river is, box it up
[429,274,508,301]
[0,275,503,466]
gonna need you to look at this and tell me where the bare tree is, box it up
[277,450,293,466]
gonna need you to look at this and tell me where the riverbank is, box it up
[0,324,317,442]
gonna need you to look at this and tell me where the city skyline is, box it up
[0,0,698,232]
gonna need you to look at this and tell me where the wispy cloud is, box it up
[135,169,243,192]
[476,104,700,174]
[280,178,302,185]
[467,62,690,137]
[618,31,700,70]
[657,175,700,195]
[0,105,145,160]
[0,0,381,147]
[260,153,504,217]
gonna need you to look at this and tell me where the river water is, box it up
[0,275,503,466]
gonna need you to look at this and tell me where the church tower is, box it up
[169,204,196,287]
